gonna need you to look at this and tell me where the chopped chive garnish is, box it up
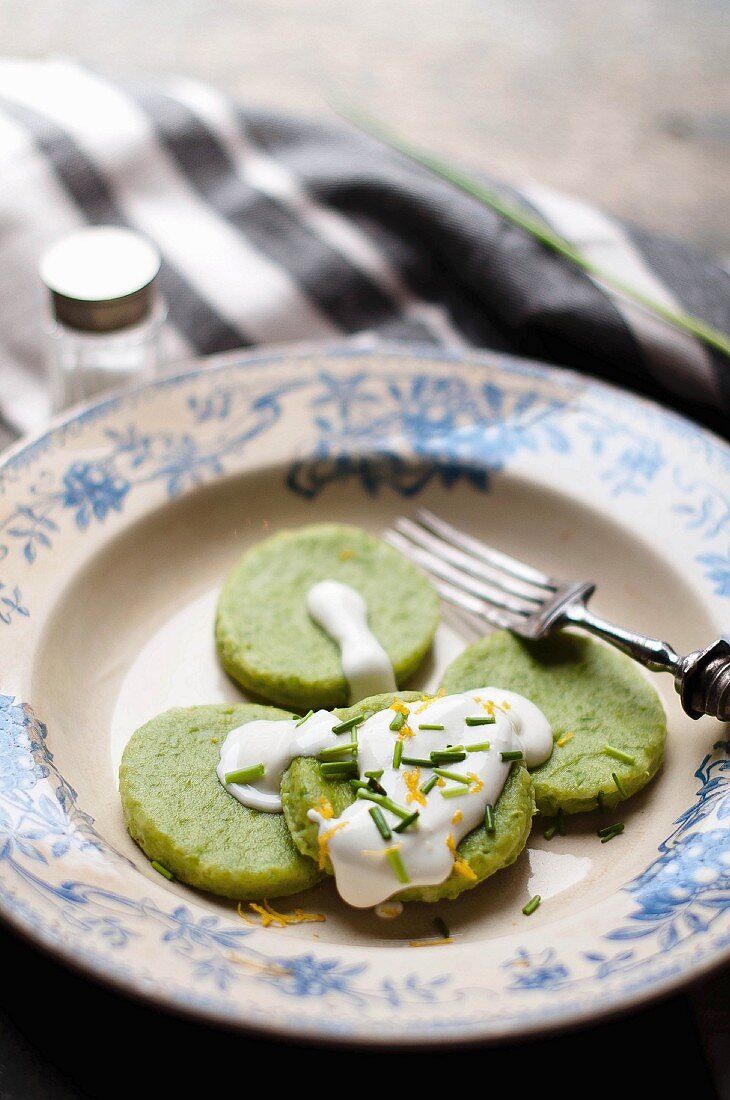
[433,767,471,785]
[543,822,557,840]
[392,740,403,768]
[484,803,495,833]
[612,771,627,798]
[433,916,450,939]
[332,714,364,735]
[295,709,314,727]
[225,762,265,785]
[349,779,369,790]
[393,811,420,834]
[418,723,445,731]
[386,848,410,884]
[598,822,625,838]
[440,786,468,799]
[364,769,384,780]
[317,741,358,761]
[355,789,411,819]
[389,712,406,732]
[367,776,387,795]
[369,805,392,840]
[597,790,605,811]
[151,860,174,881]
[465,716,496,726]
[465,741,491,752]
[430,750,467,764]
[420,774,439,795]
[500,750,524,762]
[522,894,541,916]
[557,807,566,837]
[601,831,622,843]
[320,761,359,778]
[401,756,433,767]
[604,745,636,766]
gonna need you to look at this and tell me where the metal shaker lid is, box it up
[40,226,162,332]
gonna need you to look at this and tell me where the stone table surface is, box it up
[1,0,728,257]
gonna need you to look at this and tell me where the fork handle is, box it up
[566,604,730,722]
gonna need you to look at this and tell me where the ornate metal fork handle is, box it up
[386,511,730,724]
[554,585,730,722]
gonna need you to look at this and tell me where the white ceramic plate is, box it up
[1,344,728,1045]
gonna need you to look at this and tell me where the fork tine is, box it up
[429,576,518,633]
[394,517,545,604]
[384,530,534,617]
[415,508,557,591]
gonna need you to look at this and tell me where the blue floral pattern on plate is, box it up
[0,344,727,1043]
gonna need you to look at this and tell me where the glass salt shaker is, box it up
[40,226,165,412]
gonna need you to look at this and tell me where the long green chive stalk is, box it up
[225,763,265,785]
[386,848,410,884]
[433,767,471,785]
[151,860,174,881]
[433,916,451,939]
[356,788,411,819]
[369,805,392,840]
[522,895,541,916]
[332,714,363,735]
[612,771,628,798]
[320,761,359,778]
[604,745,636,766]
[336,107,730,359]
[317,741,358,761]
[394,810,420,833]
[430,750,467,764]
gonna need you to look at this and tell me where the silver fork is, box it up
[384,508,730,723]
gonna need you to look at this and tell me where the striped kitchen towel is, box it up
[0,57,728,446]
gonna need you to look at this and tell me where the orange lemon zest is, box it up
[556,732,574,748]
[409,938,453,948]
[468,772,484,794]
[390,700,410,715]
[317,821,347,869]
[451,809,463,825]
[404,768,426,806]
[314,796,334,819]
[453,860,478,881]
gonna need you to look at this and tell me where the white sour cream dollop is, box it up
[218,688,552,908]
[306,580,396,703]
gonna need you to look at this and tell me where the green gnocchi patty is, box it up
[215,523,439,712]
[281,694,535,904]
[119,704,323,900]
[440,631,667,816]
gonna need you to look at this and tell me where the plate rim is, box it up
[0,339,728,1046]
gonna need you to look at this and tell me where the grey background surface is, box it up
[2,0,728,255]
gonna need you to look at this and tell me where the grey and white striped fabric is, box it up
[1,58,728,447]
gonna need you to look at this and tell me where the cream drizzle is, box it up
[218,688,552,908]
[306,580,396,703]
